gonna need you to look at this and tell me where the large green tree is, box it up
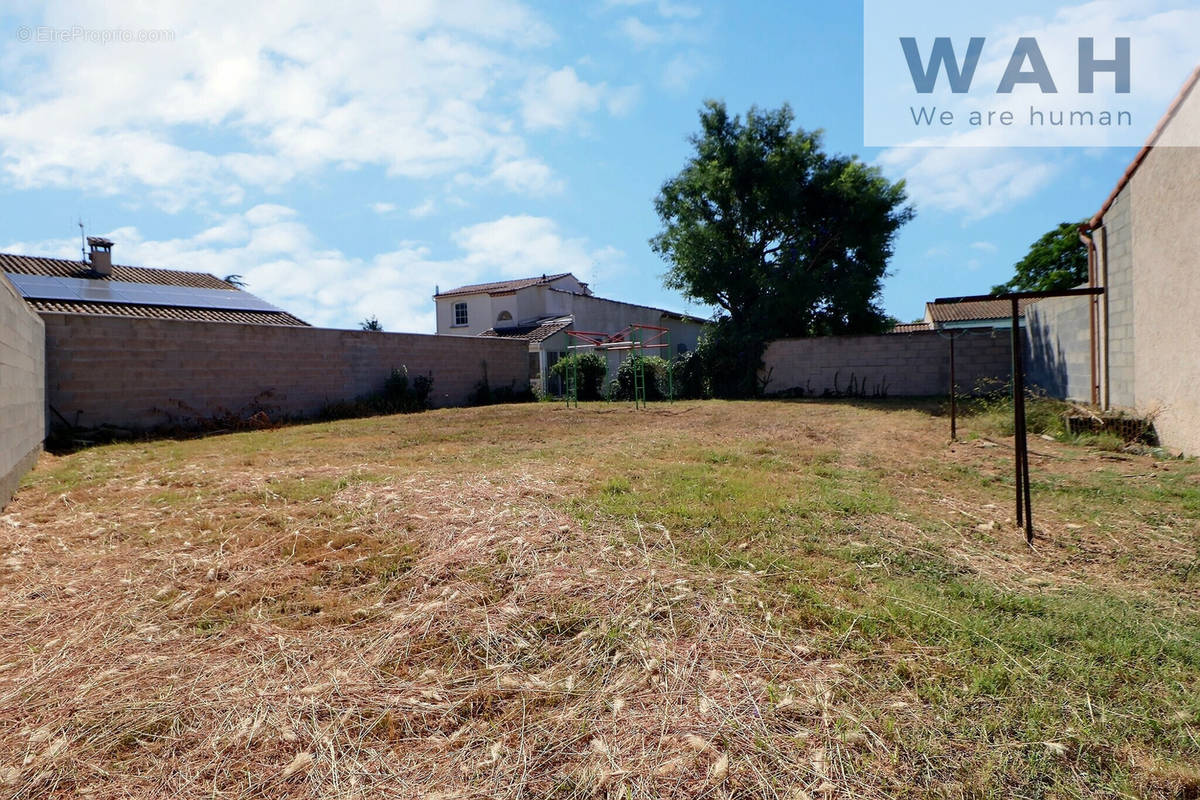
[650,101,913,395]
[991,221,1089,295]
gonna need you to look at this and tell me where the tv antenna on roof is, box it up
[78,218,86,264]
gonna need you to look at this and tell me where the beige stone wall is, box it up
[0,273,45,509]
[42,314,528,431]
[1128,143,1200,453]
[762,330,1012,397]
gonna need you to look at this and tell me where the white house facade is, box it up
[433,273,707,393]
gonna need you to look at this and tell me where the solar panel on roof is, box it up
[4,273,286,314]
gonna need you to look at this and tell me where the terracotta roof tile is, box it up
[436,273,573,298]
[479,318,572,342]
[27,299,310,327]
[927,297,1039,324]
[0,252,235,289]
[890,322,934,333]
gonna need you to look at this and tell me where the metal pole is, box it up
[1011,302,1024,528]
[667,329,674,402]
[1011,297,1034,544]
[949,332,957,441]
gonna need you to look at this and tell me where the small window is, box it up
[454,302,468,326]
[497,310,513,323]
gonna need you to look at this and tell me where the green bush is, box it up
[963,383,1068,438]
[550,352,607,400]
[611,354,672,401]
[671,348,709,399]
[691,322,765,398]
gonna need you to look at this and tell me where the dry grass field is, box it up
[1,399,1198,799]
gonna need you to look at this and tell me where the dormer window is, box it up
[454,302,468,326]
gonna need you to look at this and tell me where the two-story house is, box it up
[433,273,707,393]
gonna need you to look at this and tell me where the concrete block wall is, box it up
[42,315,528,431]
[761,330,1012,397]
[0,273,45,509]
[1024,295,1094,401]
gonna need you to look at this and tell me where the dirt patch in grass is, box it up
[1,400,1198,798]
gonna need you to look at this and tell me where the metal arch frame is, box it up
[564,323,674,408]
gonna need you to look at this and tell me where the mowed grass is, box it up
[2,399,1199,798]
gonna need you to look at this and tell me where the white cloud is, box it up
[619,17,664,47]
[970,241,998,253]
[0,1,599,209]
[487,158,565,195]
[661,52,704,91]
[877,148,1065,220]
[370,202,398,215]
[408,199,438,218]
[452,215,619,283]
[3,208,623,333]
[518,66,635,130]
[604,0,700,20]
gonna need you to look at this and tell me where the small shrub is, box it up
[611,354,672,401]
[671,348,710,399]
[963,383,1068,438]
[550,352,607,400]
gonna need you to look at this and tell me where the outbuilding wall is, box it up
[0,273,45,509]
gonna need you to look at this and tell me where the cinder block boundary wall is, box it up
[1024,295,1094,403]
[42,315,529,431]
[762,330,1012,397]
[0,273,45,509]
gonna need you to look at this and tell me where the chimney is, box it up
[87,237,114,277]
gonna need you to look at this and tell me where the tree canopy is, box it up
[652,101,913,341]
[650,101,913,395]
[991,221,1089,295]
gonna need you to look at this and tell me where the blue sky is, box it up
[0,1,1195,330]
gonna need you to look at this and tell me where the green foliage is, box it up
[671,348,709,399]
[666,330,768,400]
[550,352,607,400]
[651,101,913,395]
[992,221,1089,294]
[359,315,384,331]
[964,383,1068,438]
[610,354,672,401]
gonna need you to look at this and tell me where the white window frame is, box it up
[453,302,469,327]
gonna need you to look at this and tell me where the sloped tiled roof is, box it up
[927,297,1040,324]
[479,318,573,342]
[2,251,310,326]
[0,252,234,289]
[27,299,310,327]
[890,322,934,333]
[435,273,573,299]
